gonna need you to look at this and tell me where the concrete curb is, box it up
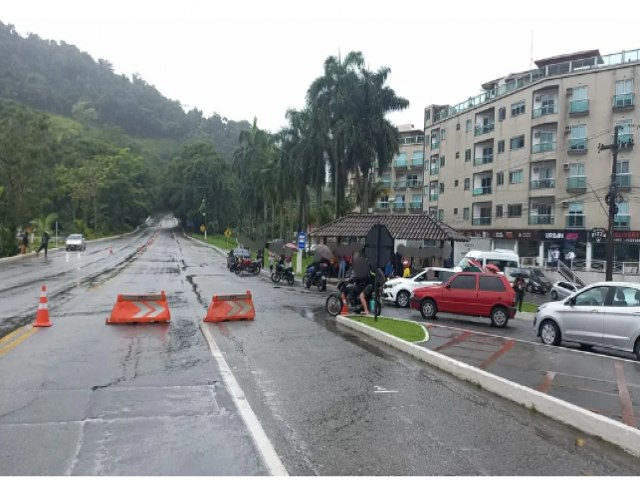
[334,314,640,458]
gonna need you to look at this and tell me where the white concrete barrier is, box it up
[335,315,640,458]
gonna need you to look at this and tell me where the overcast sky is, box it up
[3,0,640,133]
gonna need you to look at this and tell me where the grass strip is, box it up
[350,315,426,342]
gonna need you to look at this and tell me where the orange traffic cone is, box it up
[34,285,52,327]
[340,299,349,315]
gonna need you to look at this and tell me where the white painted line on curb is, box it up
[200,323,288,476]
[335,315,640,458]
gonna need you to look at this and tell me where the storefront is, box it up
[590,229,640,264]
[541,230,588,267]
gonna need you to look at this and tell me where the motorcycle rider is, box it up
[341,265,377,316]
[306,260,328,289]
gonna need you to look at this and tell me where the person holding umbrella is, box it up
[513,275,526,312]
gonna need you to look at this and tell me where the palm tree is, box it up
[30,212,58,245]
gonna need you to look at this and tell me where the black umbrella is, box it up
[509,268,530,279]
[313,244,334,262]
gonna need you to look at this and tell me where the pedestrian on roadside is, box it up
[384,257,394,280]
[36,230,50,258]
[513,276,526,312]
[402,260,411,278]
[338,255,347,279]
[20,231,29,255]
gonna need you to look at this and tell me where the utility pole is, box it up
[598,125,622,281]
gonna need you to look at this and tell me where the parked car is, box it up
[409,271,517,328]
[382,267,455,308]
[227,248,251,270]
[65,234,86,251]
[549,280,579,300]
[534,282,640,360]
[525,268,553,294]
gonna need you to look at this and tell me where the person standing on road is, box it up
[513,276,526,312]
[20,231,29,254]
[36,230,50,258]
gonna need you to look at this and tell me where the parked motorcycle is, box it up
[303,263,327,291]
[234,258,261,276]
[325,280,382,317]
[271,263,295,286]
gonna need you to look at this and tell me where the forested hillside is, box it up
[0,21,250,160]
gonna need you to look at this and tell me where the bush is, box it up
[0,226,19,257]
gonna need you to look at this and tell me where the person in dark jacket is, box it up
[20,231,29,255]
[36,231,50,258]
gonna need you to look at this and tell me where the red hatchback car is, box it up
[409,272,517,328]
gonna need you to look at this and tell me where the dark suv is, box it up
[227,248,251,270]
[409,272,517,327]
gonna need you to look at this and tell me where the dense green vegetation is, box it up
[0,21,409,256]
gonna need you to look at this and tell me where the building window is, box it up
[456,151,460,159]
[496,204,503,217]
[438,209,444,221]
[498,140,505,153]
[454,179,459,187]
[425,110,431,123]
[614,201,630,228]
[440,155,446,167]
[498,107,506,121]
[617,160,631,188]
[466,119,472,132]
[439,182,445,193]
[509,169,523,184]
[465,149,471,161]
[567,201,584,227]
[496,172,504,186]
[510,135,525,150]
[456,123,460,131]
[441,129,447,140]
[464,178,470,190]
[511,100,526,117]
[454,208,459,215]
[507,204,522,217]
[463,207,470,220]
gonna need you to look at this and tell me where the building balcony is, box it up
[380,180,391,188]
[474,123,495,136]
[529,214,555,225]
[565,215,585,228]
[392,202,407,212]
[429,193,438,202]
[408,179,423,189]
[567,138,587,154]
[531,141,556,153]
[473,155,493,166]
[569,99,589,115]
[618,133,635,149]
[473,186,492,196]
[617,173,631,190]
[409,201,423,211]
[376,202,391,211]
[394,159,408,169]
[411,158,424,167]
[614,214,631,229]
[429,166,439,175]
[566,176,586,191]
[530,178,556,189]
[613,93,635,110]
[394,180,407,189]
[431,141,440,150]
[532,104,558,118]
[472,217,492,226]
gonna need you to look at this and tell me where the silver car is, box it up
[534,281,640,360]
[549,280,579,300]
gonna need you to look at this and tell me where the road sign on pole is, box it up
[297,232,306,250]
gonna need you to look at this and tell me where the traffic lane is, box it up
[0,228,267,475]
[190,247,640,474]
[0,229,155,338]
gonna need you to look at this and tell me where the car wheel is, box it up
[539,320,561,346]
[550,290,558,300]
[490,307,509,328]
[396,290,410,308]
[419,299,437,319]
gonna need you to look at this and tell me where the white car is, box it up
[549,280,579,300]
[382,267,456,308]
[65,233,86,252]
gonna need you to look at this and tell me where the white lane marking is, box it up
[200,324,288,476]
[373,385,398,394]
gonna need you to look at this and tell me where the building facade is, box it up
[417,48,640,269]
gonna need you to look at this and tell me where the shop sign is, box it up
[589,228,607,243]
[541,230,587,242]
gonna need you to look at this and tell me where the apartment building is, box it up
[419,48,640,268]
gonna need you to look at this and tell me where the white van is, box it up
[455,249,520,277]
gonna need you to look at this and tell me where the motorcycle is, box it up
[303,264,327,291]
[325,280,383,317]
[270,262,295,286]
[234,258,261,276]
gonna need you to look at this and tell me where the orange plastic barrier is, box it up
[204,290,255,322]
[34,285,52,327]
[106,291,170,324]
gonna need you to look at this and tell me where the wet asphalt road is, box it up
[1,224,639,474]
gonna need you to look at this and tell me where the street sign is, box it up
[200,224,206,233]
[297,232,306,249]
[224,228,232,238]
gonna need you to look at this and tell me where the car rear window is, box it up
[479,276,506,292]
[449,274,476,290]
